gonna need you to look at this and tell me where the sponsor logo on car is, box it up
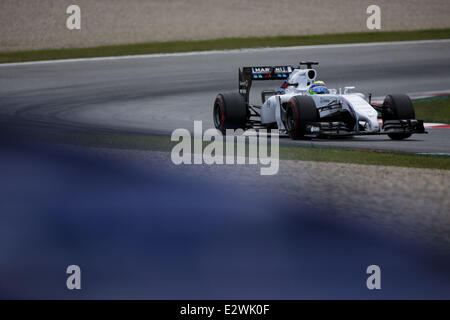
[274,66,292,73]
[252,67,271,74]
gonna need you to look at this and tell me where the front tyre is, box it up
[383,94,415,140]
[285,96,318,139]
[213,92,247,134]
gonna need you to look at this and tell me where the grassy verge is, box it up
[280,145,449,170]
[50,132,450,171]
[1,29,449,64]
[413,95,450,123]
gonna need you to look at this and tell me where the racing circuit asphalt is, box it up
[0,40,450,154]
[2,40,450,298]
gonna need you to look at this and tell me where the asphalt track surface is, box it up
[1,41,450,298]
[1,40,449,154]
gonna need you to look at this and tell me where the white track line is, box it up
[1,39,450,67]
[372,90,450,104]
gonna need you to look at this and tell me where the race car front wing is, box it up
[304,119,426,137]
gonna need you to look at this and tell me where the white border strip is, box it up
[1,39,450,67]
[372,89,450,104]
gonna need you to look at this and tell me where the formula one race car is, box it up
[213,61,426,140]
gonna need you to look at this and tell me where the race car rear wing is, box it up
[238,62,319,103]
[239,66,295,103]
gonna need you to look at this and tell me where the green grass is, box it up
[413,95,450,124]
[1,28,450,64]
[48,132,450,171]
[279,145,450,170]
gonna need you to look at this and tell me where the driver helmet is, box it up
[309,80,328,94]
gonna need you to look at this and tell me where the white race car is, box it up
[213,61,426,140]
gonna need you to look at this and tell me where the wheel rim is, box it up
[213,102,222,129]
[286,107,295,132]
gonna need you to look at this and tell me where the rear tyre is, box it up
[285,96,318,139]
[213,92,247,134]
[383,94,415,140]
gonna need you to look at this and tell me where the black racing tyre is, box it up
[383,94,415,120]
[213,92,247,134]
[285,96,318,139]
[383,94,415,140]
